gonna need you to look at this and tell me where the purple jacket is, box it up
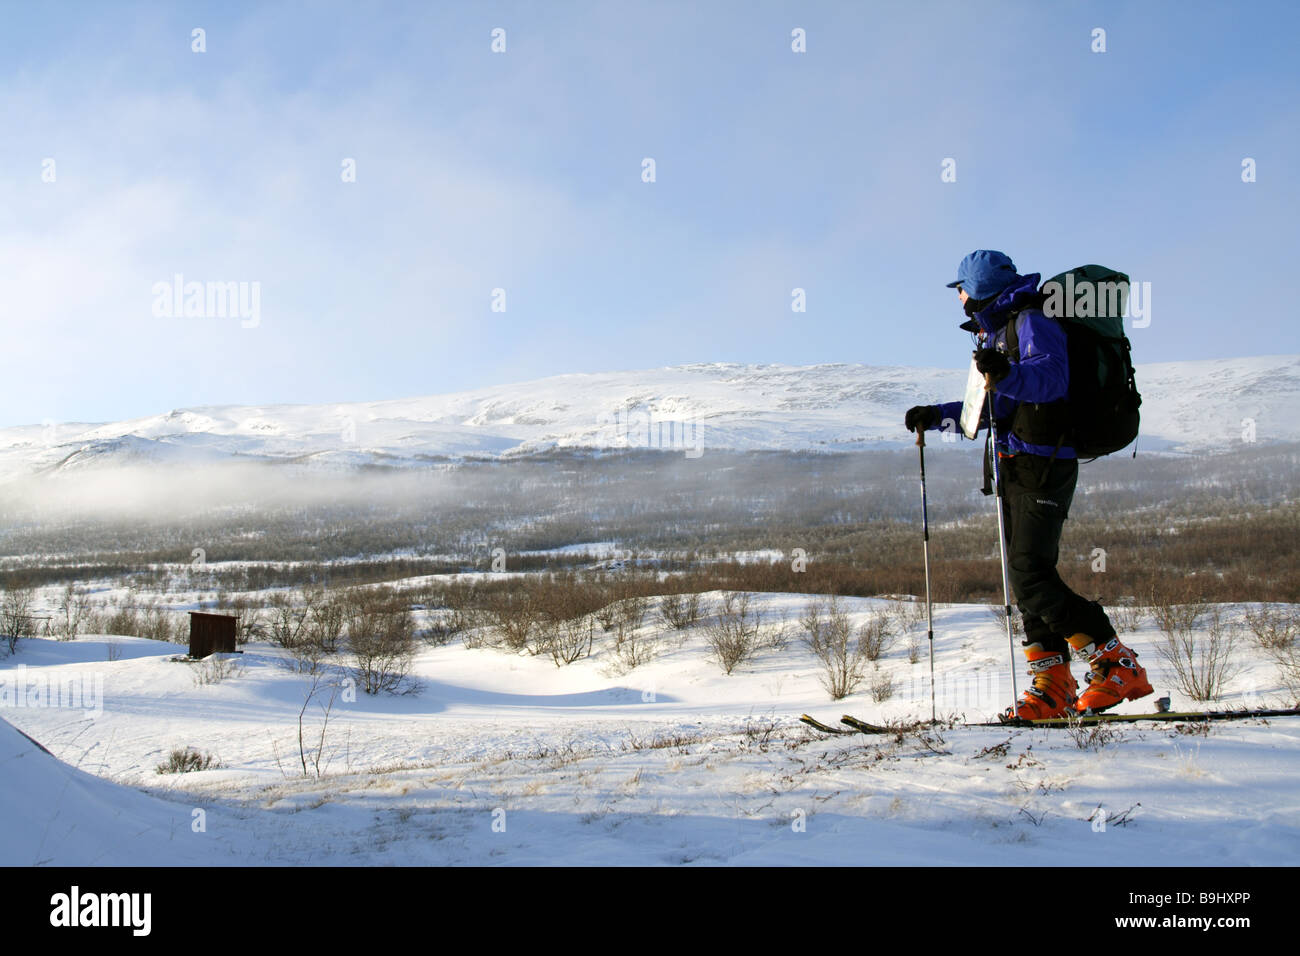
[931,272,1076,459]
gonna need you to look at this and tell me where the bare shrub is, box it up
[905,634,921,664]
[192,653,246,686]
[267,591,313,649]
[450,604,484,637]
[592,594,657,670]
[529,573,610,622]
[1273,645,1300,705]
[1243,605,1299,652]
[869,665,896,703]
[1108,600,1146,635]
[859,610,895,662]
[2,584,37,653]
[1148,583,1208,639]
[462,624,490,650]
[535,614,596,667]
[156,747,219,774]
[658,592,702,630]
[610,622,659,672]
[306,590,346,652]
[344,590,417,695]
[888,597,925,634]
[690,595,712,633]
[1155,606,1242,702]
[526,580,608,663]
[297,671,344,777]
[617,595,650,633]
[99,597,184,644]
[705,591,761,675]
[417,586,473,648]
[987,604,1023,640]
[801,596,868,700]
[483,590,542,651]
[420,611,460,647]
[139,600,183,643]
[762,608,794,651]
[594,602,619,632]
[1064,716,1122,751]
[241,611,265,644]
[220,596,263,645]
[96,602,138,640]
[624,728,704,751]
[436,584,484,644]
[1175,720,1213,738]
[53,585,92,641]
[886,598,927,664]
[289,639,329,674]
[1245,606,1300,703]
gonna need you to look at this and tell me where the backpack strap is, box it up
[981,312,1023,496]
[1003,312,1022,363]
[1004,310,1070,466]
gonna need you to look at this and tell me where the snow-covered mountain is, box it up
[3,356,1297,480]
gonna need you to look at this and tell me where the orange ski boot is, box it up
[1067,633,1154,714]
[1000,645,1078,723]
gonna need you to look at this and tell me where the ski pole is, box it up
[986,387,1019,715]
[916,427,936,723]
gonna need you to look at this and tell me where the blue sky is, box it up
[2,0,1297,426]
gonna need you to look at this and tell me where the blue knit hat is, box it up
[945,250,1018,300]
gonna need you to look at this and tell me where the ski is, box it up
[988,706,1300,729]
[795,706,1300,736]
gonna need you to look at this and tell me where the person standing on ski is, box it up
[904,250,1152,720]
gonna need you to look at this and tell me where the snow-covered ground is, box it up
[3,594,1297,866]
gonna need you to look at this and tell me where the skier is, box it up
[905,250,1152,719]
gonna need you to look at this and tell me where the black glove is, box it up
[974,347,1010,384]
[905,405,941,434]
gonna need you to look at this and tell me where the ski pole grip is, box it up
[916,428,925,448]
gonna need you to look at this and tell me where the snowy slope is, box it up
[0,714,244,866]
[1134,355,1300,449]
[3,598,1298,866]
[1,356,1297,480]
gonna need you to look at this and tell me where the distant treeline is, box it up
[0,444,1296,604]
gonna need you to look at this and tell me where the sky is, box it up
[1,0,1297,427]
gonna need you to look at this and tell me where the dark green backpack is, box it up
[1007,264,1141,459]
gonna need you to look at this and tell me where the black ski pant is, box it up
[998,453,1115,656]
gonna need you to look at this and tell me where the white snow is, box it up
[3,356,1296,480]
[3,595,1296,866]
